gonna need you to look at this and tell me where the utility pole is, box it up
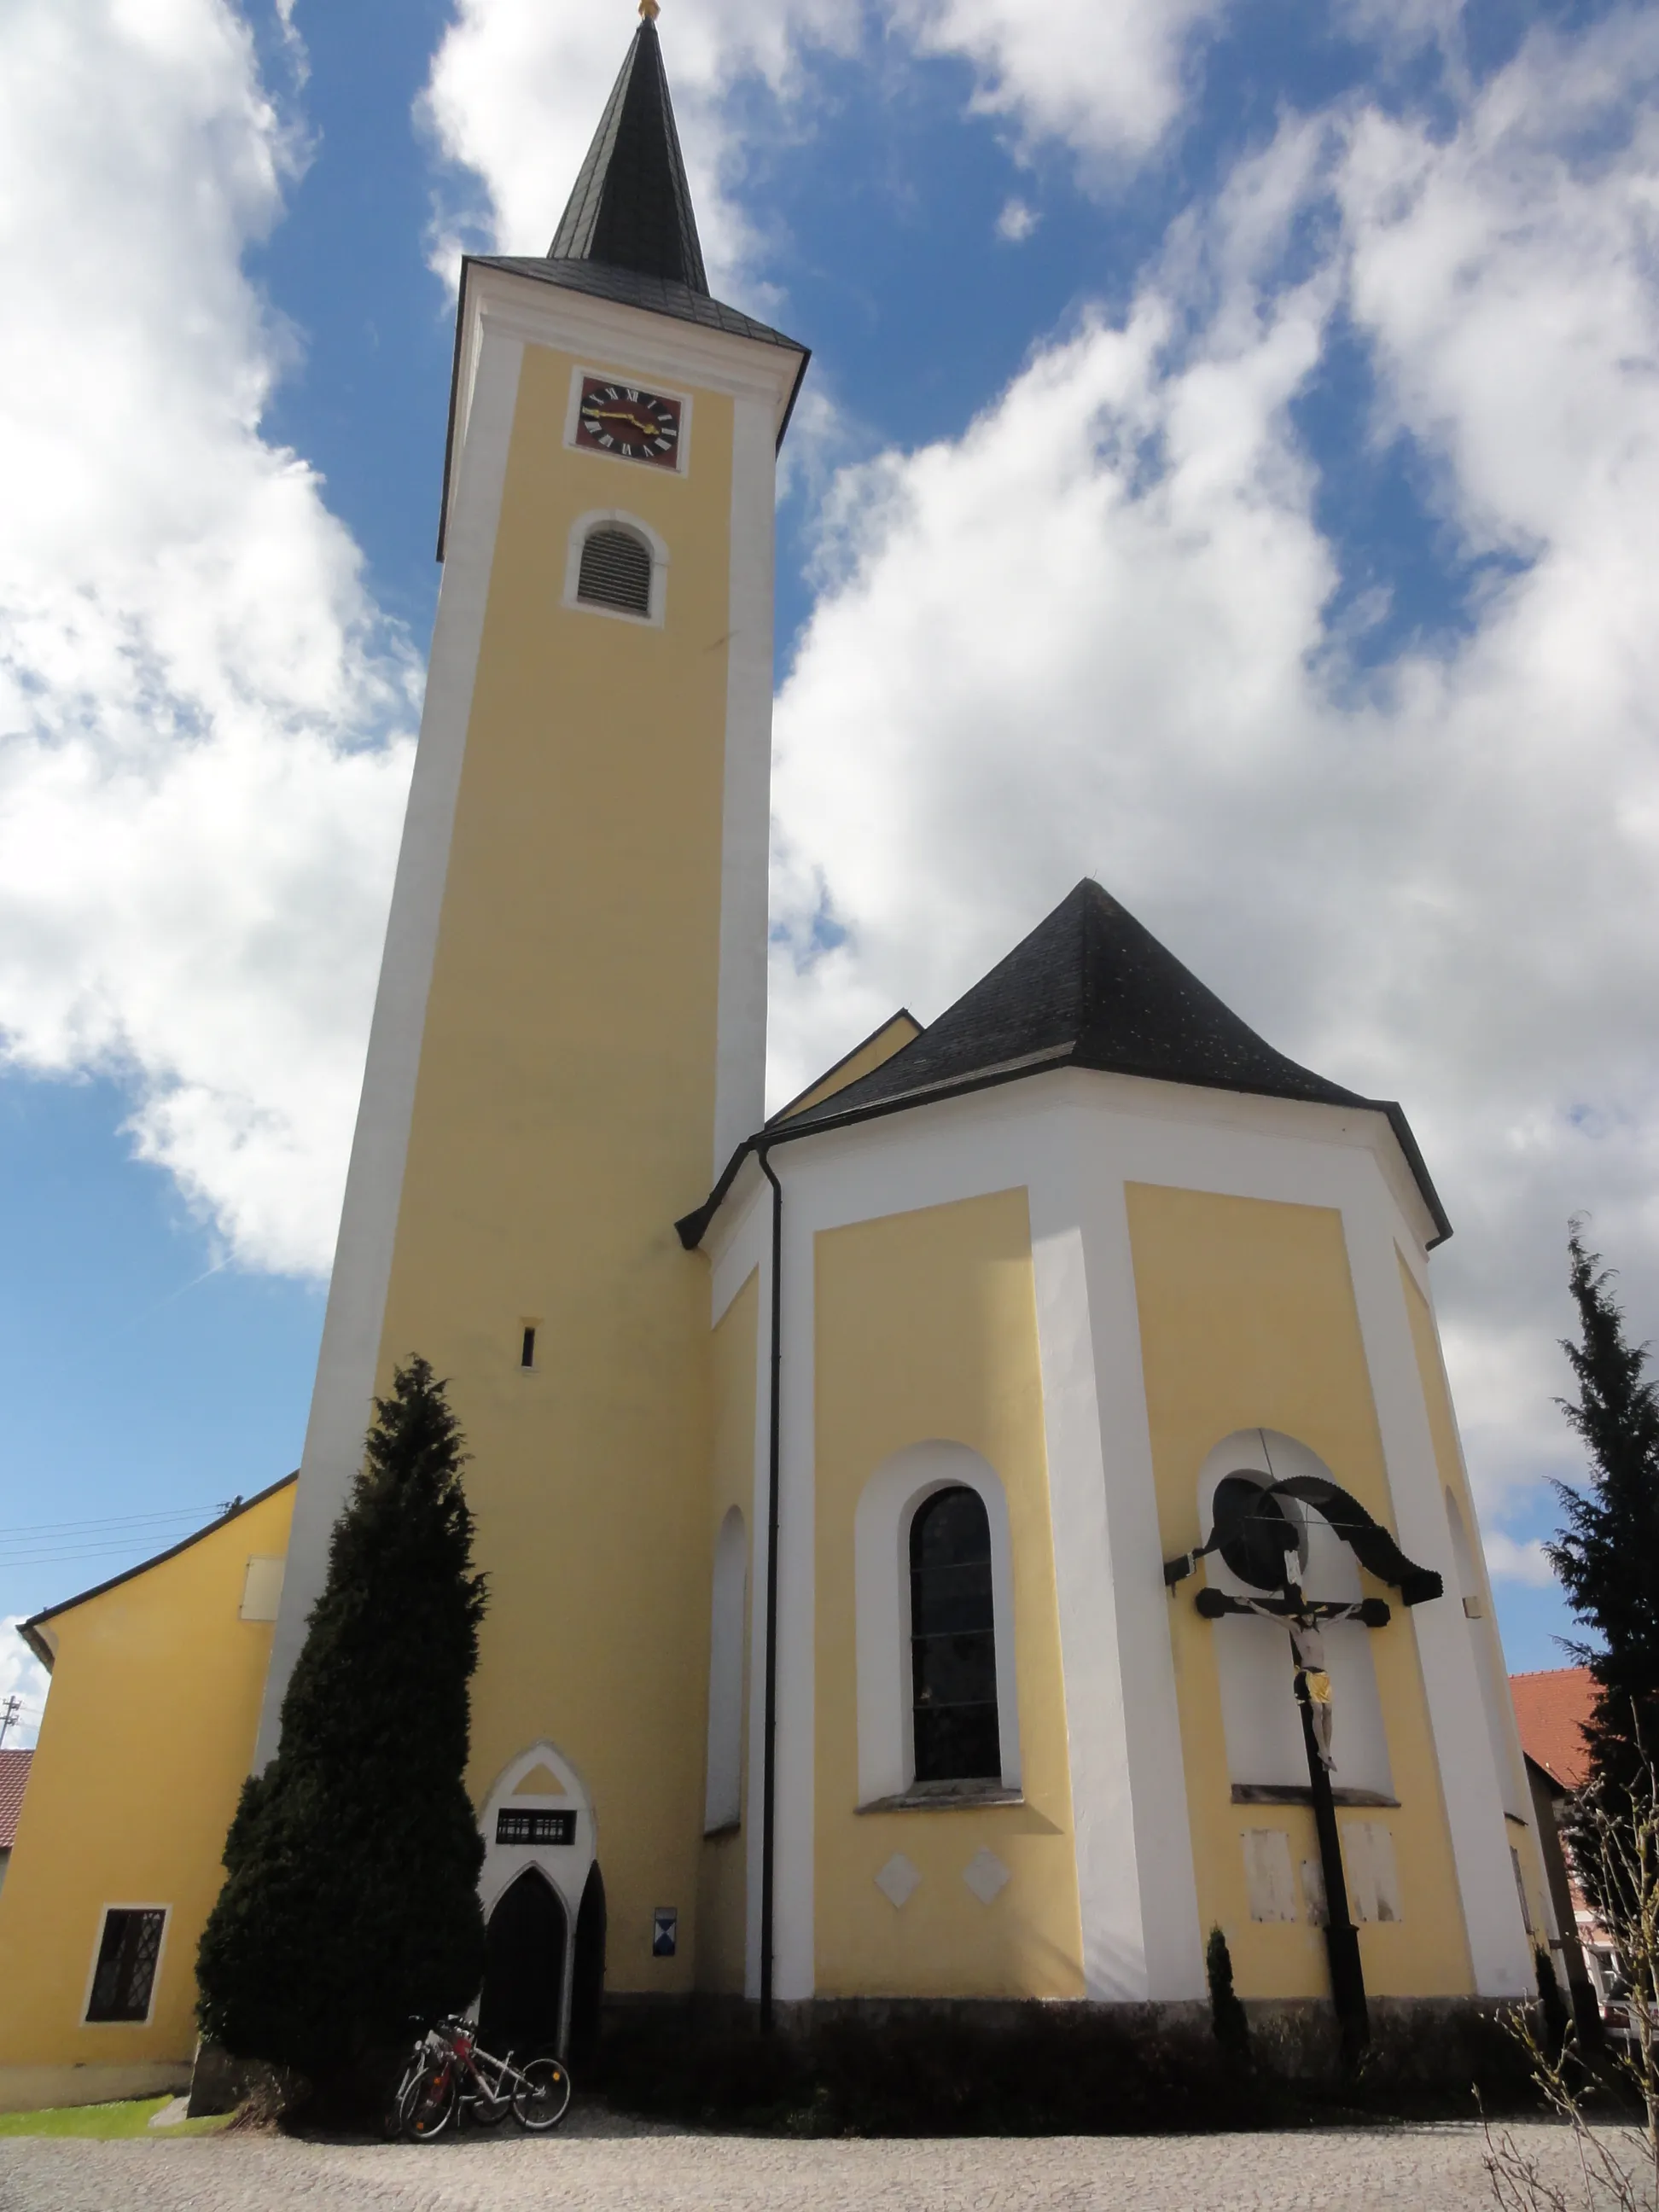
[0,1695,22,1750]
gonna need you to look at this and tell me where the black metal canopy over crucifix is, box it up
[1164,1469,1444,2062]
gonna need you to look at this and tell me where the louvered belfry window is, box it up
[910,1486,1002,1783]
[577,525,653,616]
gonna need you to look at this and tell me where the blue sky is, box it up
[4,0,1659,1735]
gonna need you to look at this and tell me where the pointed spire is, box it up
[550,15,708,294]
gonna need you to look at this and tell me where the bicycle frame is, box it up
[410,2017,538,2124]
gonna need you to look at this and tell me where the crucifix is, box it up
[1165,1469,1443,2064]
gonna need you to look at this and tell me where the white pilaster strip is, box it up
[1028,1153,1148,1997]
[1343,1197,1534,1997]
[711,393,776,1176]
[253,333,525,1770]
[771,1150,818,2000]
[1078,1138,1207,2000]
[1029,1109,1205,2002]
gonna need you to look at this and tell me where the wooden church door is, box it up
[479,1867,567,2057]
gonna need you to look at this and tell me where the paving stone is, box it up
[0,2114,1630,2212]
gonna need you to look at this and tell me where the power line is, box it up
[4,1541,218,1571]
[0,1505,220,1540]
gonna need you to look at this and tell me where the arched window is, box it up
[1197,1429,1394,1802]
[1446,1488,1528,1819]
[576,524,653,615]
[910,1485,1001,1783]
[853,1441,1020,1806]
[704,1507,746,1832]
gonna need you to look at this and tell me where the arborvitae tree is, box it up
[197,1358,487,2081]
[1548,1229,1659,1910]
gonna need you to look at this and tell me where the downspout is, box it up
[756,1144,783,2033]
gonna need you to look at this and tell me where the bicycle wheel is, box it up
[511,2056,573,2131]
[399,2061,457,2141]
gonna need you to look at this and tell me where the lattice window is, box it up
[86,1907,166,2023]
[576,527,653,616]
[909,1486,1002,1782]
[496,1807,576,1845]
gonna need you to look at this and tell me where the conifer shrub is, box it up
[1534,1946,1571,2059]
[196,1358,487,2093]
[1206,1925,1251,2062]
[1549,1226,1659,1918]
[594,2000,1540,2134]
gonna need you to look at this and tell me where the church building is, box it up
[0,8,1554,2111]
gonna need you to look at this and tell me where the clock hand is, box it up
[591,407,663,439]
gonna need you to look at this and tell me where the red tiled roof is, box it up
[0,1748,32,1849]
[1511,1667,1597,1790]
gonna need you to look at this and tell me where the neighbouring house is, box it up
[0,1749,31,1901]
[1511,1667,1609,2020]
[1511,1667,1595,1794]
[0,1482,294,2111]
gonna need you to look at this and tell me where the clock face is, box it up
[574,377,683,468]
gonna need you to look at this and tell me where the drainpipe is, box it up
[756,1145,783,2034]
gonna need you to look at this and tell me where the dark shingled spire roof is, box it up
[550,16,707,292]
[439,19,810,557]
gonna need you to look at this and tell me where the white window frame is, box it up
[82,1902,171,2028]
[1197,1427,1395,1803]
[1447,1487,1531,1820]
[563,509,669,628]
[475,1741,597,2062]
[853,1441,1021,1807]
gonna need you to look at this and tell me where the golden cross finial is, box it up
[638,0,660,19]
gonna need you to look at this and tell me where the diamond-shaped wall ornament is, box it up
[875,1853,922,1909]
[963,1847,1010,1905]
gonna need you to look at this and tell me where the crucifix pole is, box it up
[1169,1466,1444,2078]
[1292,1644,1370,2067]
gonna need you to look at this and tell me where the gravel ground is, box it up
[0,2109,1627,2212]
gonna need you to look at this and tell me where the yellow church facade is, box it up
[0,11,1553,2110]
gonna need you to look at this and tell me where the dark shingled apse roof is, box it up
[776,878,1451,1241]
[789,880,1368,1124]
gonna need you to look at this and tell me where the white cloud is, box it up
[1482,1534,1558,1591]
[0,0,415,1275]
[896,0,1225,168]
[995,196,1039,242]
[420,0,847,293]
[419,0,1228,294]
[0,1622,50,1750]
[768,15,1659,1530]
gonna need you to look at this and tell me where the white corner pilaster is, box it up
[1030,1103,1204,2002]
[253,332,526,1770]
[1344,1202,1534,1997]
[711,393,777,1179]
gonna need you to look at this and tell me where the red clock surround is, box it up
[574,376,684,468]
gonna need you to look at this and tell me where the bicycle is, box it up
[393,2014,572,2139]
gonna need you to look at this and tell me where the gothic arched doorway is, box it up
[479,1868,567,2057]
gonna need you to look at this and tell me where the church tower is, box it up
[258,9,808,2011]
